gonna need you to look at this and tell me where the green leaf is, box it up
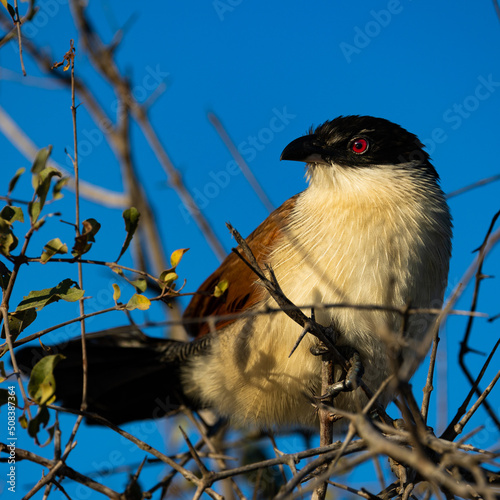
[28,200,41,224]
[72,218,101,258]
[41,238,68,264]
[129,279,147,293]
[28,354,65,405]
[35,167,62,211]
[0,361,6,382]
[32,217,46,232]
[116,208,140,262]
[19,414,27,429]
[52,176,70,201]
[16,279,84,312]
[112,283,121,302]
[0,261,11,292]
[170,248,189,268]
[126,294,151,311]
[0,205,24,224]
[2,308,37,340]
[27,405,51,439]
[0,388,13,408]
[8,167,25,195]
[31,146,53,178]
[0,218,18,257]
[38,422,56,447]
[214,279,229,298]
[111,265,124,276]
[159,271,178,289]
[30,147,62,217]
[0,206,24,256]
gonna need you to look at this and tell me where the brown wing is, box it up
[183,194,300,338]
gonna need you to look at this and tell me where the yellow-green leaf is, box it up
[116,207,140,262]
[0,205,24,224]
[111,265,124,276]
[112,283,121,302]
[31,146,53,178]
[4,308,37,340]
[28,354,65,405]
[159,271,178,289]
[0,206,23,256]
[52,176,69,200]
[16,279,84,311]
[130,279,147,293]
[41,238,68,263]
[0,261,11,292]
[28,200,41,224]
[126,294,151,311]
[0,222,17,257]
[8,167,25,195]
[19,414,28,429]
[170,248,189,268]
[30,147,60,215]
[214,279,229,298]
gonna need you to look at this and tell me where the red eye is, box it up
[351,138,369,154]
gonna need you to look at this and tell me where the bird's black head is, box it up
[281,115,437,177]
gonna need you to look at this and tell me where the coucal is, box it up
[17,115,452,428]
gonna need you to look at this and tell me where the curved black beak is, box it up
[280,134,327,164]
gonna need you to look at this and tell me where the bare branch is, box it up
[0,442,121,499]
[446,173,500,199]
[208,111,275,213]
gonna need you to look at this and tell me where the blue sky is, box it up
[1,1,500,497]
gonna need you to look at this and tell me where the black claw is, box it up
[309,344,330,356]
[314,348,364,401]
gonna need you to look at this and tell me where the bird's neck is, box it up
[268,162,451,318]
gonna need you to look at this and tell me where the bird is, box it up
[17,115,452,429]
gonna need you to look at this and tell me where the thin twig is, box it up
[421,329,440,423]
[12,0,26,76]
[69,1,226,261]
[64,40,89,416]
[313,312,335,500]
[208,111,274,213]
[458,210,500,432]
[0,222,40,423]
[0,442,121,498]
[44,405,223,499]
[404,225,500,384]
[441,338,500,441]
[455,367,500,437]
[445,173,500,199]
[492,0,500,24]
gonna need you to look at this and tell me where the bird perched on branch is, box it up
[17,115,452,429]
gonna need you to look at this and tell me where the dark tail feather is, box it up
[16,326,206,426]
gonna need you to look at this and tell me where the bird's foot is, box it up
[315,349,364,401]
